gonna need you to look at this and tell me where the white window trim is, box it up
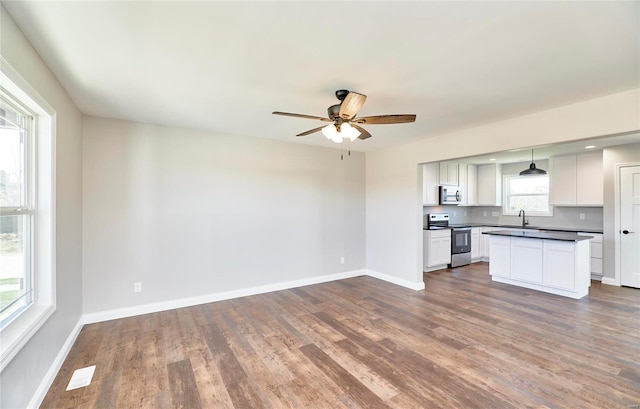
[0,56,56,373]
[502,174,553,217]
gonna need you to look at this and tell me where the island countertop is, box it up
[482,229,593,242]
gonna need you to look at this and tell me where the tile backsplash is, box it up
[423,205,603,231]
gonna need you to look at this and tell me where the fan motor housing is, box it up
[327,104,341,120]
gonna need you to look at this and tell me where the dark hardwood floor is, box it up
[41,263,640,408]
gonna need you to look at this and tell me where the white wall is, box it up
[367,89,640,286]
[0,6,83,409]
[603,142,640,279]
[82,116,366,314]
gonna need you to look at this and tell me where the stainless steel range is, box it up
[426,213,471,268]
[449,227,471,268]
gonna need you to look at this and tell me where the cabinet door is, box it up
[439,162,459,185]
[477,164,502,206]
[489,236,511,278]
[510,238,543,284]
[458,163,468,205]
[543,240,576,290]
[549,155,577,205]
[471,229,481,260]
[426,230,452,267]
[466,164,477,206]
[423,163,439,205]
[576,151,603,205]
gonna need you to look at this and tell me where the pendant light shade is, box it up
[520,149,547,176]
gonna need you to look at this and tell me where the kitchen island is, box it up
[482,230,592,299]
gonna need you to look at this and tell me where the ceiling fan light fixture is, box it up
[341,123,361,141]
[321,123,360,143]
[519,149,547,176]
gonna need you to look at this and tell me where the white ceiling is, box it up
[4,1,639,152]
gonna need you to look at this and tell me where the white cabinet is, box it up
[439,162,459,186]
[424,229,451,269]
[578,232,603,278]
[549,155,576,205]
[458,163,468,205]
[544,240,576,290]
[466,164,477,206]
[422,163,439,206]
[481,227,500,260]
[477,164,502,206]
[488,236,511,278]
[488,234,591,299]
[549,152,603,206]
[510,238,543,284]
[471,227,481,260]
[577,152,603,205]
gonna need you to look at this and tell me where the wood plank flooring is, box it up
[41,263,640,408]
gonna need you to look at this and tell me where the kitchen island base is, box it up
[486,232,591,299]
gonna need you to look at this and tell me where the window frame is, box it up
[0,96,36,329]
[502,174,553,217]
[0,56,56,373]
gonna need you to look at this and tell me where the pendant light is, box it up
[519,149,547,176]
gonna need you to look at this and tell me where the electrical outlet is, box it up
[464,211,467,216]
[453,211,457,217]
[134,282,142,293]
[579,213,586,220]
[340,257,345,264]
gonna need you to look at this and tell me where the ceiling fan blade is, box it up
[273,111,332,122]
[353,114,416,125]
[296,126,325,137]
[352,124,372,140]
[339,92,367,119]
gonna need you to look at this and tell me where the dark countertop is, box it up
[424,223,603,234]
[482,229,593,242]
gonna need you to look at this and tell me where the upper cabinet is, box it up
[549,151,603,206]
[439,162,459,185]
[422,163,440,206]
[477,163,502,206]
[465,164,477,206]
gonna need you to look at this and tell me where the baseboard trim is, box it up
[28,318,84,409]
[83,269,367,324]
[601,277,619,286]
[365,269,426,291]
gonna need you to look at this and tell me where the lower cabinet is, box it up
[471,228,481,260]
[488,236,511,278]
[488,235,590,299]
[510,238,543,284]
[578,232,603,279]
[544,240,576,291]
[424,230,452,269]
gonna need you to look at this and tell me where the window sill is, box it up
[0,303,55,372]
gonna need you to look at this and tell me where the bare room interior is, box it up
[0,2,639,408]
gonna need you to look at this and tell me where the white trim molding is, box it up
[84,270,366,324]
[366,269,426,291]
[27,318,84,409]
[83,269,425,325]
[614,162,640,287]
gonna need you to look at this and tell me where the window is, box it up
[503,174,552,216]
[0,97,34,328]
[0,58,55,372]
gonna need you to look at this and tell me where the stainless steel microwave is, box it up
[439,185,461,205]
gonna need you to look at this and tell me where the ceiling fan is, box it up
[273,89,416,143]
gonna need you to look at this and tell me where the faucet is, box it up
[518,209,529,228]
